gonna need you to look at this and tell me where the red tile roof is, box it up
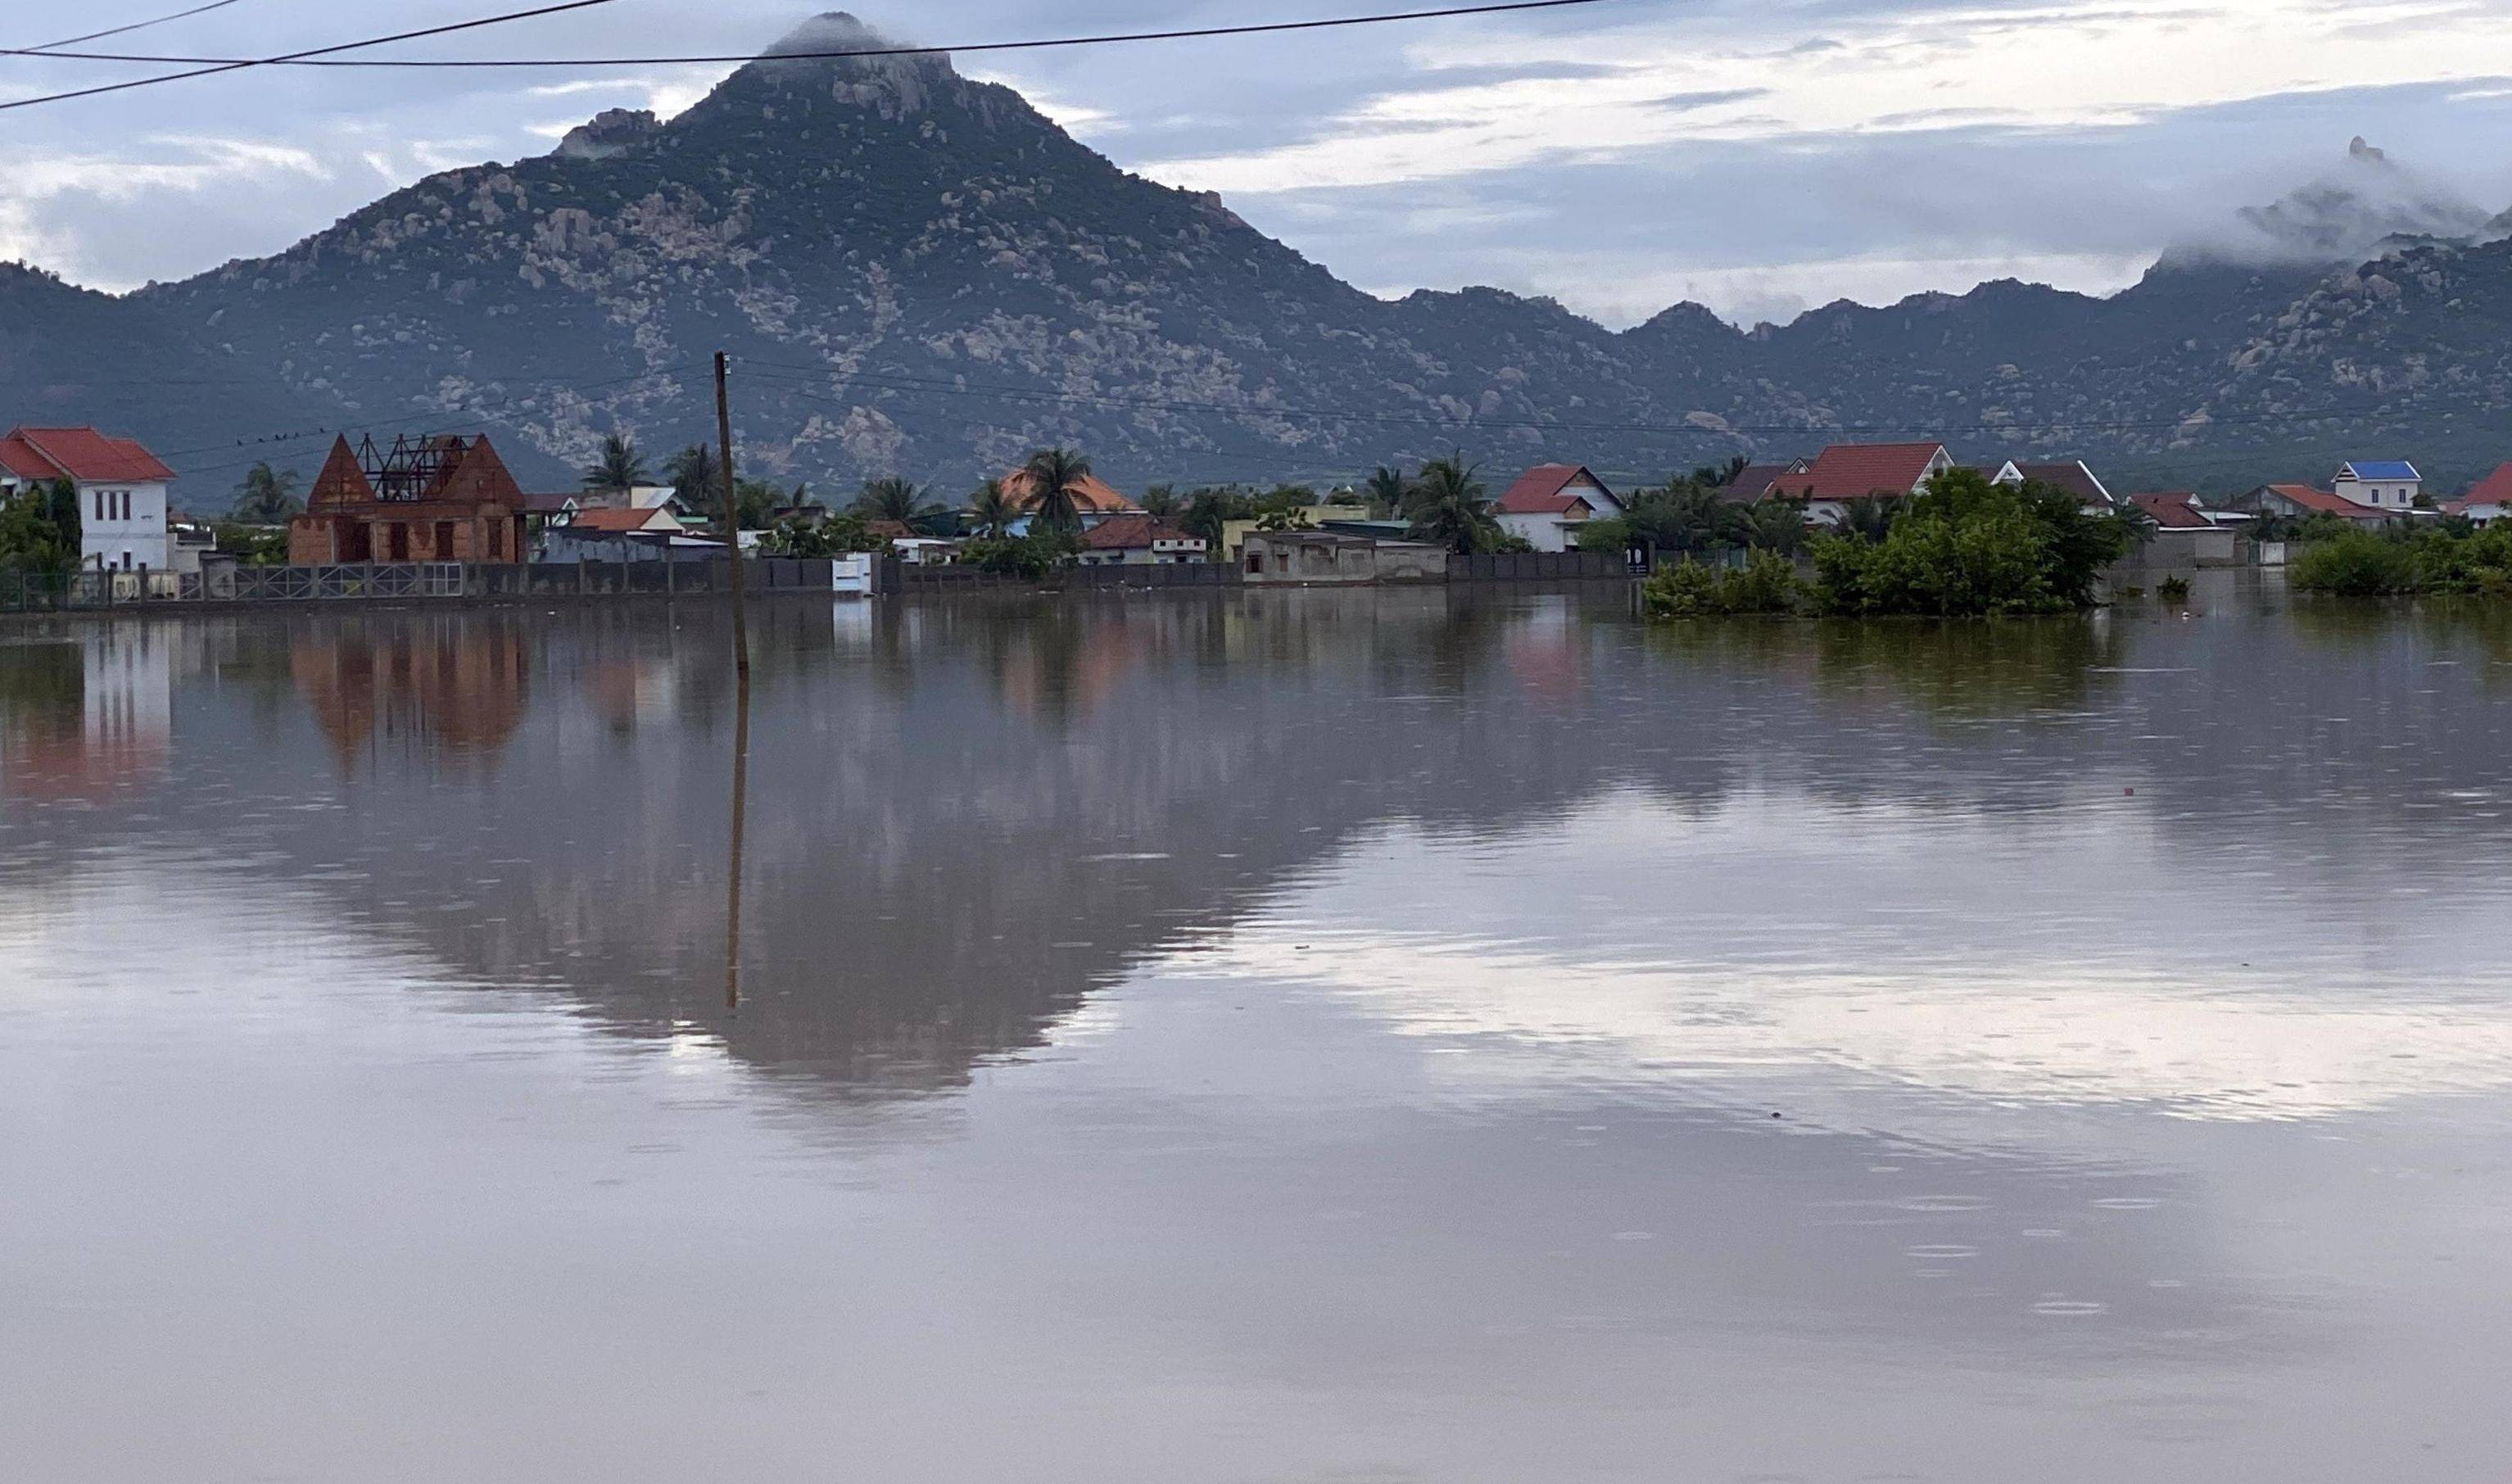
[1080,513,1198,550]
[568,506,672,533]
[0,426,175,484]
[1003,468,1139,515]
[2261,482,2386,519]
[2455,463,2512,510]
[1716,462,1799,503]
[1495,464,1612,515]
[2128,491,2213,529]
[1770,442,1948,501]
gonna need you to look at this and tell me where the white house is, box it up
[0,426,179,572]
[2447,464,2512,526]
[2332,460,2422,509]
[1493,464,1624,552]
[1076,514,1206,565]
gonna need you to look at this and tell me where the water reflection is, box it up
[9,587,2512,1480]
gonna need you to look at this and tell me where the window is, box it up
[94,490,105,521]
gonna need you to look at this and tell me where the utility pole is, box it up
[716,350,750,1013]
[715,351,749,680]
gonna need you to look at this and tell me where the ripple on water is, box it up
[1894,1194,1990,1213]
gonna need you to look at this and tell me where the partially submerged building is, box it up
[289,433,530,565]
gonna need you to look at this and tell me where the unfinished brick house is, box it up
[288,433,531,566]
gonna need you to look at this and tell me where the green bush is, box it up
[1808,469,2130,616]
[2156,575,2192,604]
[1642,550,1804,618]
[2290,531,2420,595]
[959,530,1076,578]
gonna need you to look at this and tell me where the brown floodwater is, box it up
[7,576,2512,1482]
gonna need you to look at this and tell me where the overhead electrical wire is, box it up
[0,0,628,111]
[17,0,256,53]
[1,0,1624,71]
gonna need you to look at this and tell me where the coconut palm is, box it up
[1365,464,1410,518]
[968,477,1015,539]
[1020,446,1093,536]
[853,476,938,524]
[582,432,649,492]
[665,443,720,510]
[1838,495,1898,545]
[1740,498,1808,554]
[1402,454,1499,555]
[229,461,303,523]
[1139,483,1179,519]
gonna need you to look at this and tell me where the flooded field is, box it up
[7,579,2512,1482]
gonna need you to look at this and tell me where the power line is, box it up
[733,358,2511,441]
[20,0,256,54]
[2,0,1627,70]
[0,0,627,111]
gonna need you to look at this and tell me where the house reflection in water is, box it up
[291,616,532,775]
[0,626,173,802]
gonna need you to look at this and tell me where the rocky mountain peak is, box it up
[553,108,662,161]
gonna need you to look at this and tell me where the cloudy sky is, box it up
[7,0,2512,326]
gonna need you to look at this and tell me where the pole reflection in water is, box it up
[7,577,2512,1483]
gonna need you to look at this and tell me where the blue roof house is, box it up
[2333,460,2423,509]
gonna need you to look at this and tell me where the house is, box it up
[523,491,582,524]
[1492,464,1625,552]
[566,504,685,536]
[1239,530,1446,585]
[2445,464,2512,525]
[1989,459,2115,511]
[0,426,179,572]
[2230,483,2391,523]
[577,484,683,513]
[1076,513,1206,566]
[289,432,530,564]
[2126,491,2239,565]
[1767,441,1957,525]
[1001,468,1142,533]
[2333,459,2422,509]
[1714,459,1808,504]
[1219,506,1351,560]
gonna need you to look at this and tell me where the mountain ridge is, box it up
[7,13,2512,500]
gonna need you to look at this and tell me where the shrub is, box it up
[2290,531,2419,595]
[1808,470,2130,617]
[2156,575,2192,604]
[1642,550,1804,618]
[959,530,1075,578]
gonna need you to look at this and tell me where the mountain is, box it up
[9,14,2512,505]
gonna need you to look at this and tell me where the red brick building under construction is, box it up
[288,433,530,565]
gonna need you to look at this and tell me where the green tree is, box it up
[230,461,303,523]
[1403,454,1500,554]
[582,432,649,492]
[665,444,720,510]
[760,510,879,557]
[1021,446,1093,536]
[853,475,939,524]
[1808,468,2132,616]
[1835,495,1898,545]
[968,477,1016,540]
[1739,499,1808,554]
[1179,486,1253,553]
[1139,483,1179,519]
[0,478,79,573]
[1365,464,1410,518]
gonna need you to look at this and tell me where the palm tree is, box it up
[665,443,719,510]
[1140,483,1179,519]
[1021,446,1093,536]
[1740,498,1808,554]
[582,432,649,492]
[968,477,1015,539]
[1402,454,1498,555]
[1839,495,1897,544]
[1365,464,1410,518]
[229,461,303,523]
[853,476,936,524]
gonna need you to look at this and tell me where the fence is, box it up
[1446,550,1626,581]
[0,558,841,613]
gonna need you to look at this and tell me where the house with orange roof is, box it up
[2446,464,2512,526]
[0,425,182,573]
[1000,467,1141,533]
[1767,441,1956,526]
[565,504,684,536]
[1492,464,1623,552]
[2230,482,2390,523]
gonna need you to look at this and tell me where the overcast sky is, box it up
[7,0,2512,326]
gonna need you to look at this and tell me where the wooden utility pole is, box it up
[715,351,749,680]
[717,350,750,1012]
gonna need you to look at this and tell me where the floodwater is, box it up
[7,577,2512,1482]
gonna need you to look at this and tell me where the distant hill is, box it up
[7,14,2512,508]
